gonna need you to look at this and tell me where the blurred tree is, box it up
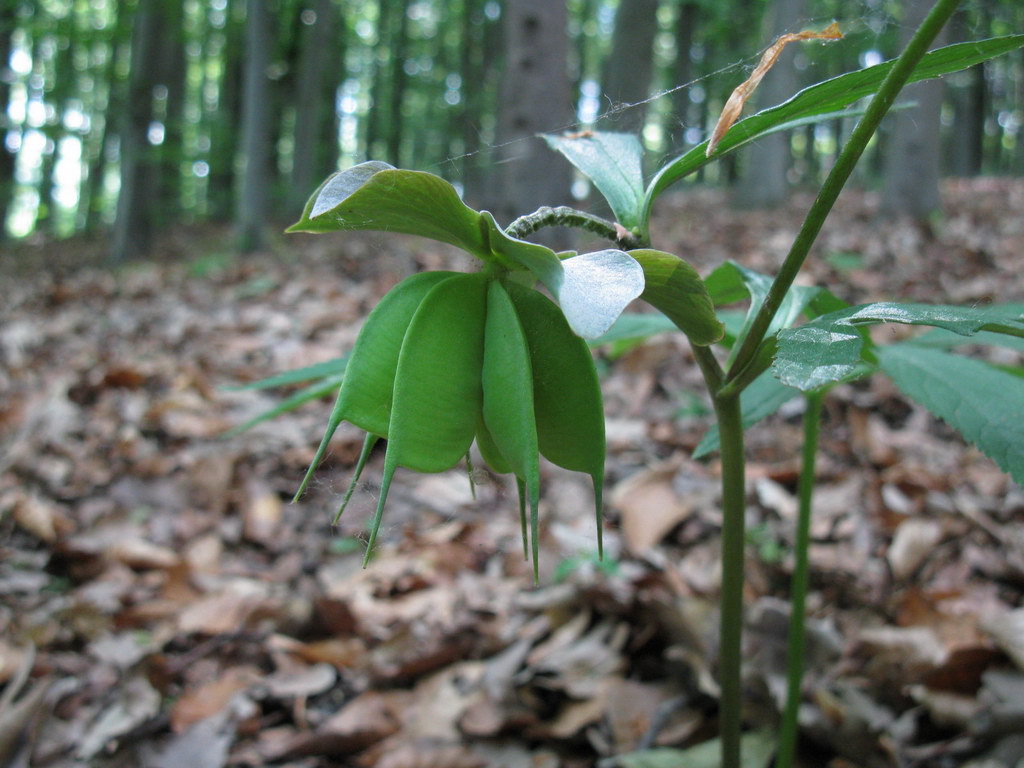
[288,0,341,217]
[237,0,273,252]
[486,0,573,233]
[112,0,161,262]
[667,1,701,154]
[601,0,660,134]
[882,0,947,220]
[208,0,245,221]
[0,2,16,237]
[734,0,807,208]
[947,7,985,177]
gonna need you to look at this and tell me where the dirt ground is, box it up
[1,178,1023,767]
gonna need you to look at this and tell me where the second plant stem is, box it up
[712,391,746,768]
[776,392,824,768]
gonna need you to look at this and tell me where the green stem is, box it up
[726,0,962,383]
[504,205,645,250]
[712,390,746,768]
[776,392,824,768]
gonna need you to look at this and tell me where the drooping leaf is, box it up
[644,35,1024,217]
[483,281,542,578]
[367,274,488,562]
[476,419,513,475]
[386,273,488,473]
[336,271,456,438]
[226,356,347,391]
[333,433,379,523]
[774,302,1024,391]
[878,345,1024,485]
[543,132,646,230]
[508,283,606,554]
[629,249,724,346]
[694,371,802,458]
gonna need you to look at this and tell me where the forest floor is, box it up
[2,178,1024,768]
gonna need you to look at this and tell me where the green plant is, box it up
[241,7,1023,767]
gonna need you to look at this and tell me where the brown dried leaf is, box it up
[242,487,283,546]
[611,457,692,553]
[707,22,843,156]
[170,666,261,733]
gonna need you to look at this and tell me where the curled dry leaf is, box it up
[707,22,843,156]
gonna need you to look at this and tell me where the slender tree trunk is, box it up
[289,0,336,216]
[486,0,573,241]
[734,0,807,208]
[882,0,948,219]
[237,0,273,252]
[947,9,985,177]
[668,2,699,153]
[0,3,18,237]
[208,0,243,222]
[600,0,660,134]
[155,2,187,223]
[386,0,411,166]
[112,0,160,262]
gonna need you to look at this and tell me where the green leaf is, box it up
[226,356,347,391]
[288,162,493,255]
[483,281,542,577]
[629,249,724,346]
[387,273,488,473]
[508,283,606,554]
[704,261,845,366]
[367,274,488,563]
[224,373,344,438]
[612,729,775,768]
[644,35,1024,216]
[910,328,1024,352]
[336,271,456,437]
[877,345,1024,484]
[694,371,801,458]
[774,302,1024,391]
[288,162,568,295]
[543,131,645,230]
[908,305,1024,351]
[589,311,678,356]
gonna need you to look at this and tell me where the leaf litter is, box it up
[0,179,1023,766]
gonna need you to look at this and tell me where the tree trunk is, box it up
[667,2,700,154]
[0,3,18,237]
[600,0,660,134]
[947,8,985,177]
[155,1,187,222]
[208,0,244,221]
[236,0,273,252]
[386,0,411,166]
[882,0,948,220]
[734,0,806,208]
[112,0,160,262]
[289,0,337,216]
[486,0,573,237]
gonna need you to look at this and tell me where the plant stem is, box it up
[712,390,746,768]
[726,0,962,383]
[504,205,644,249]
[776,392,823,768]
